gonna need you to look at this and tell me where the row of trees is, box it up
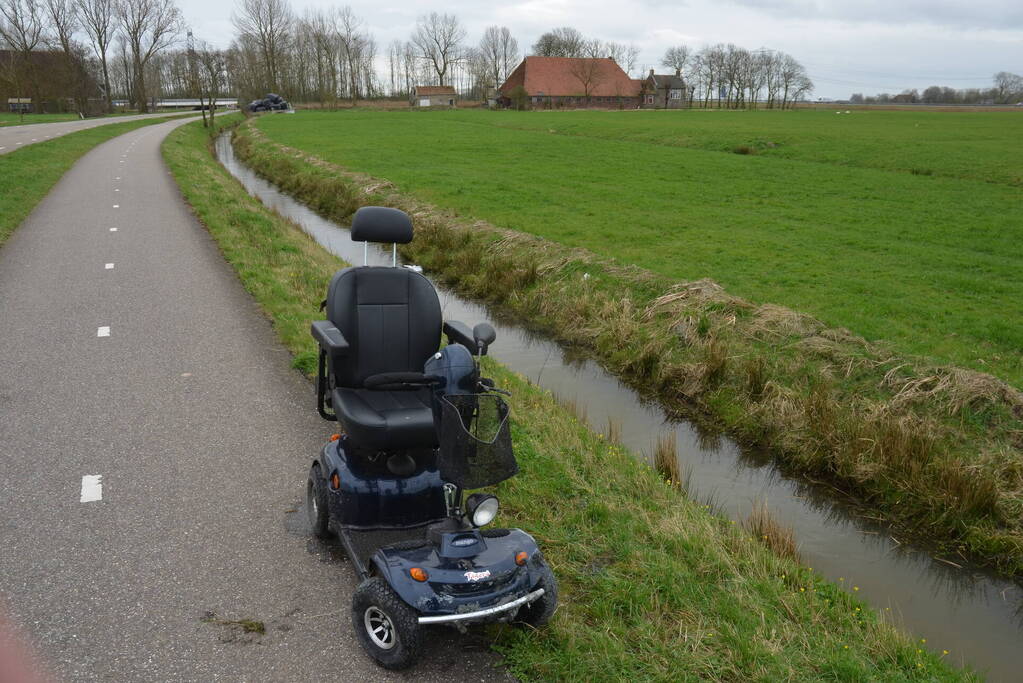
[4,0,815,112]
[227,2,521,105]
[0,0,193,113]
[227,5,814,108]
[659,42,812,109]
[850,72,1023,105]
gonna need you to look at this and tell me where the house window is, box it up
[670,89,682,100]
[645,95,654,104]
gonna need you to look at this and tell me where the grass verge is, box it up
[230,120,1023,579]
[0,114,195,248]
[162,116,970,680]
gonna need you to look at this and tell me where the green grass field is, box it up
[0,112,82,125]
[0,111,139,126]
[164,117,969,680]
[256,109,1023,388]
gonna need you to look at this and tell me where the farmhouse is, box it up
[499,56,642,109]
[641,69,688,109]
[410,85,457,108]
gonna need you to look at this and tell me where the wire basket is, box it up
[437,393,517,489]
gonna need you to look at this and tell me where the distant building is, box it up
[498,56,642,109]
[641,69,687,109]
[411,85,457,108]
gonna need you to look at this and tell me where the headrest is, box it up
[350,206,413,244]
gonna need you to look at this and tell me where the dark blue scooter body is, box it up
[316,436,546,621]
[370,529,544,618]
[318,437,447,528]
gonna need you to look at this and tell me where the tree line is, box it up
[228,3,521,105]
[3,0,816,114]
[0,0,196,113]
[849,72,1023,105]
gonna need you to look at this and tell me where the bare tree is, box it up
[779,52,811,108]
[603,40,626,64]
[993,71,1023,103]
[45,0,84,108]
[531,26,585,57]
[661,44,690,77]
[568,57,604,103]
[116,0,181,111]
[624,44,639,76]
[0,0,44,114]
[336,6,367,103]
[478,25,517,88]
[232,0,291,92]
[410,11,463,86]
[580,38,605,59]
[76,0,115,108]
[194,38,225,127]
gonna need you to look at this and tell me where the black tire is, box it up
[351,577,422,670]
[517,563,558,627]
[306,463,330,539]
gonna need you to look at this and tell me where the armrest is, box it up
[311,320,349,357]
[443,320,474,349]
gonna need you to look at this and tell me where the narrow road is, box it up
[0,119,507,681]
[0,112,199,155]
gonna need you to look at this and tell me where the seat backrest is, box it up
[325,266,442,387]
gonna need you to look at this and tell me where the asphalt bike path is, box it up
[0,118,508,681]
[0,112,200,155]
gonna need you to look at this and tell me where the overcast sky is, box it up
[178,0,1023,99]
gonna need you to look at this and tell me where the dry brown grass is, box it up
[745,501,800,561]
[605,416,623,445]
[654,431,682,487]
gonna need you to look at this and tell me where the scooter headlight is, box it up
[466,493,499,527]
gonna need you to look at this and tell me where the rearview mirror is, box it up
[473,323,496,353]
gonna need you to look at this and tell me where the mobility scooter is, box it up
[306,206,558,669]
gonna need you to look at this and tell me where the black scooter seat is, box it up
[333,386,437,450]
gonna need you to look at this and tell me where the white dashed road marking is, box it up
[97,326,110,337]
[105,263,114,269]
[109,227,117,232]
[112,205,119,208]
[80,475,103,502]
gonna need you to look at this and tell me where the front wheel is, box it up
[306,463,330,539]
[351,577,422,669]
[517,563,558,627]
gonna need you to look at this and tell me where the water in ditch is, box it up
[216,133,1020,680]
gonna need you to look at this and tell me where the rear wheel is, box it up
[351,577,421,669]
[306,463,330,539]
[517,563,558,627]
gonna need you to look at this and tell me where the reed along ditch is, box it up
[215,133,1021,680]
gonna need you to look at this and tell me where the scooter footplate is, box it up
[342,527,429,571]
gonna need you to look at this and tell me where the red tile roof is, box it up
[415,85,456,95]
[500,56,641,98]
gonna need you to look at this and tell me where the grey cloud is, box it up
[722,0,1023,30]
